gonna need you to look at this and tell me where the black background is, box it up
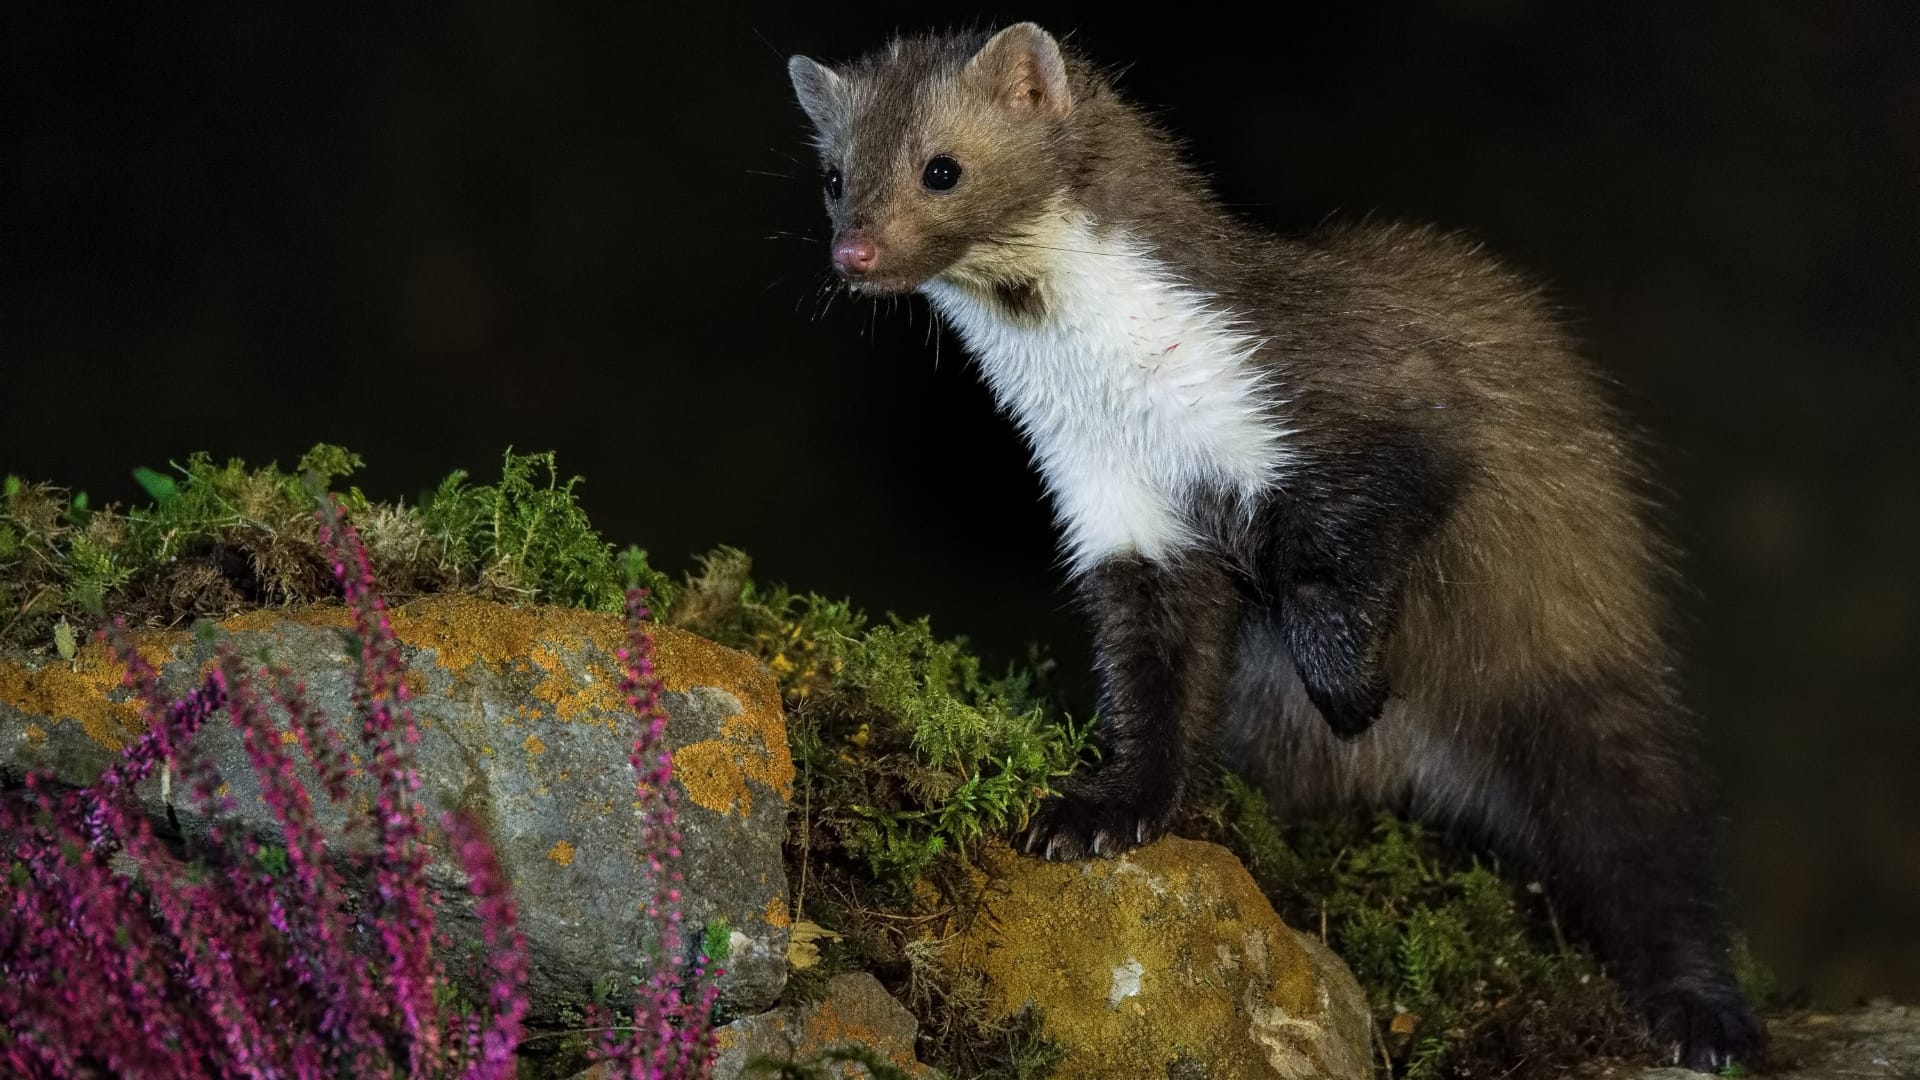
[4,1,1916,1003]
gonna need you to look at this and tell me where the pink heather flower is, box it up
[1,501,723,1078]
[587,588,723,1080]
[0,499,540,1078]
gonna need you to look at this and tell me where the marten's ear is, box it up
[787,55,847,130]
[965,23,1071,118]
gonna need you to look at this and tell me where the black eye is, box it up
[922,155,962,191]
[823,167,843,201]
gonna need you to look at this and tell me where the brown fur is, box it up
[788,23,1762,1071]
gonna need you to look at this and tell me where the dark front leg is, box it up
[1017,550,1240,861]
[1256,433,1464,741]
[1278,576,1397,740]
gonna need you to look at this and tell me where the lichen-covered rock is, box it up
[954,837,1373,1080]
[569,973,931,1080]
[0,596,794,1021]
[711,972,933,1079]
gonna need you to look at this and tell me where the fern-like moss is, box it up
[0,445,672,652]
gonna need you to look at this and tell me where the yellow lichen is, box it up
[952,837,1329,1080]
[523,734,547,756]
[547,840,576,867]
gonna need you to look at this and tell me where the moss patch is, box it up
[0,445,674,656]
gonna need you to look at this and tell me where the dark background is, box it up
[4,2,1915,1004]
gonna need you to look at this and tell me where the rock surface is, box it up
[954,837,1374,1080]
[711,972,933,1079]
[1589,1001,1920,1079]
[570,973,931,1080]
[0,596,794,1022]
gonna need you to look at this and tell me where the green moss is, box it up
[702,919,733,966]
[0,445,672,652]
[418,448,667,615]
[662,549,1087,897]
[657,548,1083,1076]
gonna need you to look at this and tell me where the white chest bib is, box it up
[923,221,1291,574]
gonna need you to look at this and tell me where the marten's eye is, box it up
[823,167,843,202]
[922,156,962,192]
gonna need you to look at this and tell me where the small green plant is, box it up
[701,920,734,968]
[419,448,671,614]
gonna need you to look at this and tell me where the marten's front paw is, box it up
[1015,778,1177,862]
[1646,986,1766,1073]
[1303,670,1390,741]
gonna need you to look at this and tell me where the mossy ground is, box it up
[1,447,1777,1079]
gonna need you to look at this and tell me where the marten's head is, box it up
[786,24,1078,296]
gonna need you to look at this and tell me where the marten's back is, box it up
[1293,223,1675,715]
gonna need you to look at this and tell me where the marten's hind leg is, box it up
[1221,622,1764,1072]
[1430,678,1765,1071]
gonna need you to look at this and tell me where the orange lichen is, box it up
[670,740,752,815]
[647,626,792,795]
[804,1009,904,1069]
[219,606,353,633]
[546,840,576,867]
[764,894,792,931]
[0,635,188,751]
[5,597,794,825]
[24,724,47,745]
[707,976,928,1078]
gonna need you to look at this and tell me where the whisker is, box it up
[747,25,786,61]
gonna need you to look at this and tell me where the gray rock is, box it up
[571,973,931,1080]
[711,972,932,1079]
[0,596,794,1023]
[1585,1001,1920,1079]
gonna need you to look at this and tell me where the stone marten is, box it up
[785,22,1762,1070]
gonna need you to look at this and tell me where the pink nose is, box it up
[832,232,877,276]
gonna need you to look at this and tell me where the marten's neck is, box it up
[922,209,1290,577]
[1044,59,1297,303]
